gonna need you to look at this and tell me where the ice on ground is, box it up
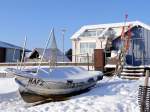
[0,76,142,112]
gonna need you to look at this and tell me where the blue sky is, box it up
[0,0,149,51]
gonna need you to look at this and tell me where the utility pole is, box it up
[61,29,66,62]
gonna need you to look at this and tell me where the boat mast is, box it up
[20,36,27,70]
[36,28,53,74]
[48,28,58,71]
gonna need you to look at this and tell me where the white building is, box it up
[70,21,150,63]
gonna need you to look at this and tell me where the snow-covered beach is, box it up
[0,73,141,112]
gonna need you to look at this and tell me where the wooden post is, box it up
[87,53,89,71]
[16,59,19,69]
[144,70,149,87]
[141,68,149,112]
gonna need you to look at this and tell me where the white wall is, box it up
[72,37,106,62]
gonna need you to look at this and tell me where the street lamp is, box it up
[61,29,66,62]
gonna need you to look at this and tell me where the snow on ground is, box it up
[28,76,140,112]
[0,78,25,112]
[0,78,18,94]
[0,76,141,112]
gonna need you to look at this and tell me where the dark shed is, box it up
[0,41,30,62]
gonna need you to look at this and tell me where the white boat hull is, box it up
[15,75,99,96]
[5,67,103,96]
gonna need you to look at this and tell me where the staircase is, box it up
[120,66,145,80]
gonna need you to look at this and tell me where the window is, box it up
[81,29,104,37]
[104,28,116,38]
[80,42,96,62]
[80,42,96,54]
[81,30,96,37]
[97,29,104,36]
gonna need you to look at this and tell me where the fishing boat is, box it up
[5,28,103,96]
[6,67,103,96]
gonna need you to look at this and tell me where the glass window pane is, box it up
[97,29,104,36]
[81,30,96,37]
[80,42,96,54]
[89,43,96,48]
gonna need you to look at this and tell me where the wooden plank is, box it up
[121,72,144,76]
[120,76,140,80]
[122,69,144,72]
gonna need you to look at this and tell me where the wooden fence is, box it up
[0,62,94,66]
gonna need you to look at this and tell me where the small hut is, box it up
[27,48,70,62]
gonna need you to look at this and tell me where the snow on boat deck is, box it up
[11,66,102,82]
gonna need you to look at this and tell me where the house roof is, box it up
[0,41,30,52]
[29,48,70,62]
[70,21,150,40]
